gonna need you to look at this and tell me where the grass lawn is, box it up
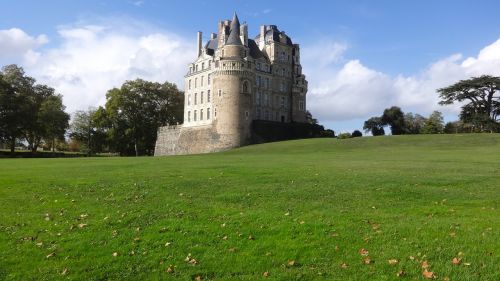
[0,134,499,280]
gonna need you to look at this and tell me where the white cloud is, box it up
[0,28,48,62]
[303,38,500,123]
[15,18,195,113]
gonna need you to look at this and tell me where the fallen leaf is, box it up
[359,248,369,256]
[46,252,55,259]
[284,212,290,216]
[61,268,68,275]
[189,258,198,265]
[112,252,118,257]
[78,223,87,229]
[464,262,471,266]
[341,262,348,269]
[222,235,228,240]
[421,260,429,269]
[165,242,171,247]
[195,275,202,281]
[166,265,174,273]
[263,271,269,277]
[396,269,406,277]
[363,257,372,264]
[248,235,254,240]
[452,257,461,265]
[422,269,435,279]
[287,260,296,266]
[388,259,398,265]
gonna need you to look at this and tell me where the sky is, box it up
[1,0,500,133]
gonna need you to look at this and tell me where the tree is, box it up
[352,130,362,137]
[422,111,444,134]
[404,113,426,134]
[0,65,35,153]
[70,108,107,155]
[103,79,184,156]
[1,65,70,153]
[363,117,385,136]
[38,95,70,151]
[438,75,500,132]
[381,106,406,135]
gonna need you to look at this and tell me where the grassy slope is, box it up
[0,134,498,280]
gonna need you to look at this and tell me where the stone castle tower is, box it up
[154,13,309,156]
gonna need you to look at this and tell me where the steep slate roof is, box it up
[248,39,268,61]
[254,25,293,46]
[226,12,242,45]
[204,39,218,56]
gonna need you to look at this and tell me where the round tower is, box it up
[212,13,254,149]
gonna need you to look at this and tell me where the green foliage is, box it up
[70,108,108,155]
[363,117,385,136]
[0,64,69,152]
[438,75,500,132]
[0,134,499,280]
[102,79,184,156]
[337,132,351,139]
[351,130,362,137]
[381,106,406,135]
[422,111,445,134]
[404,113,426,134]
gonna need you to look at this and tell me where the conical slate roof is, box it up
[226,12,242,45]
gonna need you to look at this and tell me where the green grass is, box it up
[0,134,499,280]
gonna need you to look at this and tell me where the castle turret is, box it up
[213,12,253,148]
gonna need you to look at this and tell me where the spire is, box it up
[226,12,242,45]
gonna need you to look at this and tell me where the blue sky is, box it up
[1,0,500,133]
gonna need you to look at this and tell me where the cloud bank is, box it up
[302,38,500,123]
[1,18,500,128]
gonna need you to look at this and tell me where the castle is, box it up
[154,13,309,156]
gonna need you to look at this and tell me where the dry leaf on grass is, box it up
[452,257,461,265]
[388,259,398,265]
[263,271,269,277]
[422,269,435,279]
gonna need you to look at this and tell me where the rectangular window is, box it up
[299,100,305,111]
[265,78,269,89]
[188,111,191,122]
[202,62,205,70]
[188,94,191,106]
[207,90,211,102]
[200,109,204,120]
[218,89,222,97]
[201,76,204,87]
[280,96,285,108]
[201,92,204,104]
[207,74,211,85]
[195,78,198,88]
[188,79,191,90]
[256,91,260,105]
[194,110,197,121]
[194,93,197,105]
[207,108,210,119]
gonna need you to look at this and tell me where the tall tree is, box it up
[104,79,184,156]
[438,75,500,132]
[404,113,426,134]
[38,95,70,151]
[70,108,107,155]
[363,117,385,136]
[0,65,35,153]
[381,106,406,135]
[422,111,445,134]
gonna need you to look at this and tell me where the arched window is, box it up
[188,94,191,106]
[200,92,204,104]
[207,90,211,102]
[207,108,211,119]
[200,109,204,120]
[242,81,249,93]
[201,76,204,86]
[194,110,197,121]
[188,111,191,122]
[194,93,198,105]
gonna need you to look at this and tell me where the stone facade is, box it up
[154,13,308,156]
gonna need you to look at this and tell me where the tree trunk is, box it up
[134,139,139,157]
[10,137,15,156]
[52,138,55,152]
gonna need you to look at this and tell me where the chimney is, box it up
[197,31,202,57]
[210,32,217,40]
[240,24,248,46]
[259,25,266,49]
